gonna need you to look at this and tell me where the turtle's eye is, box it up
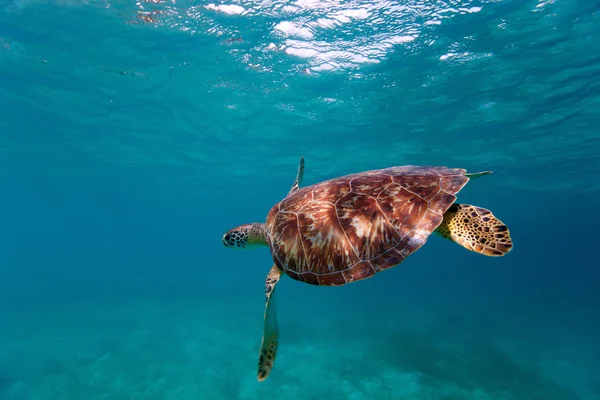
[223,233,232,246]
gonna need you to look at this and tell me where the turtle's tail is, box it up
[435,204,513,256]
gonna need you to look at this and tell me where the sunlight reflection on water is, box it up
[125,0,487,73]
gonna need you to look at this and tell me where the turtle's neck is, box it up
[246,223,269,246]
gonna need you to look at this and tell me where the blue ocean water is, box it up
[1,0,599,398]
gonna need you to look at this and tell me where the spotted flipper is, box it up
[257,264,282,381]
[287,156,304,196]
[435,204,513,256]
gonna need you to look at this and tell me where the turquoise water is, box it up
[1,0,599,398]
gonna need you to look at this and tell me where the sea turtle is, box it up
[222,157,512,381]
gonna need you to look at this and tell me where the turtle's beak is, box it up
[222,233,232,247]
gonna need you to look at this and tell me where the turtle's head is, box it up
[222,223,269,249]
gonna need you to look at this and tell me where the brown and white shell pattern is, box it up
[265,166,471,286]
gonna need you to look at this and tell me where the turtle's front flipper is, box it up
[257,264,282,381]
[435,204,513,256]
[287,156,305,196]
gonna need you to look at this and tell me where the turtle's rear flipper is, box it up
[435,204,513,256]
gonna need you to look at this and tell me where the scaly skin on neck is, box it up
[222,222,269,248]
[245,223,269,246]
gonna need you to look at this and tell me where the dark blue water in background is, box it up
[1,0,599,399]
